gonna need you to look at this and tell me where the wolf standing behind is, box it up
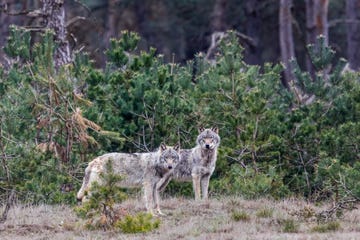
[76,143,180,215]
[160,127,220,200]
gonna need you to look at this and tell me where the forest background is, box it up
[0,0,359,225]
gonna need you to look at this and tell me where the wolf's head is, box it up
[158,143,181,170]
[197,127,220,150]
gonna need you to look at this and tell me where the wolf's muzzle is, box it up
[168,165,173,169]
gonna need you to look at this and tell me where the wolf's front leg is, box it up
[192,173,201,201]
[143,181,155,215]
[157,172,173,193]
[153,183,165,216]
[200,174,210,200]
[153,175,172,216]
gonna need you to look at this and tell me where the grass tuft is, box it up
[115,212,160,234]
[256,208,273,218]
[312,221,341,233]
[231,210,250,222]
[281,219,298,233]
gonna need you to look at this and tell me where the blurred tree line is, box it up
[1,0,360,72]
[0,0,359,221]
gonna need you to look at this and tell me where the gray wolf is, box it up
[76,143,180,215]
[158,127,220,200]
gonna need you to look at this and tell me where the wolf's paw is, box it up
[156,209,166,216]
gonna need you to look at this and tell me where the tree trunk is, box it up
[0,0,22,64]
[279,0,294,88]
[211,0,227,32]
[139,1,173,62]
[0,0,8,63]
[305,0,329,76]
[105,0,117,48]
[244,0,262,65]
[41,0,71,68]
[346,0,360,70]
[305,0,329,46]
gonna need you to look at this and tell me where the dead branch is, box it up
[234,31,257,48]
[205,31,257,65]
[317,175,360,222]
[0,189,15,223]
[317,197,360,222]
[0,122,15,224]
[66,16,86,27]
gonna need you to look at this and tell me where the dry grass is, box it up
[1,196,360,239]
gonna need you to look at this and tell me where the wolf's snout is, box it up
[168,165,173,169]
[205,144,210,149]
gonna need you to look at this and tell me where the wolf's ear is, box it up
[198,126,205,133]
[212,127,219,134]
[160,142,167,151]
[173,143,180,152]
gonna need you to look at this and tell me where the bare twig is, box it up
[295,144,311,193]
[329,19,360,28]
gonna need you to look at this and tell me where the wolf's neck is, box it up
[201,147,217,163]
[154,165,168,178]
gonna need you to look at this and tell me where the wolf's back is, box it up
[76,152,152,201]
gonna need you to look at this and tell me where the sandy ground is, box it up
[1,196,360,240]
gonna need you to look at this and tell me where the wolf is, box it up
[76,143,180,216]
[158,127,220,200]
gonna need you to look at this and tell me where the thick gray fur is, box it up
[158,127,220,200]
[76,143,180,215]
